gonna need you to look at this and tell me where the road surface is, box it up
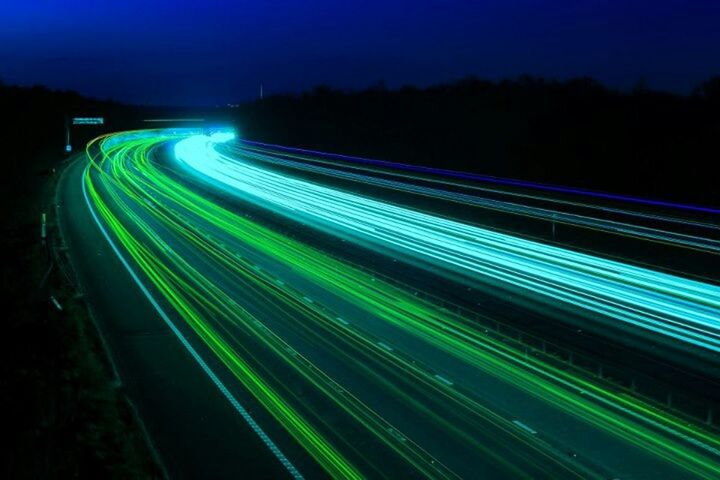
[58,129,720,479]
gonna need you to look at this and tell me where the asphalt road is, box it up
[217,141,720,406]
[58,156,306,479]
[57,130,720,479]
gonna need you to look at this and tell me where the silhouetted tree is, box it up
[236,75,720,206]
[692,76,720,102]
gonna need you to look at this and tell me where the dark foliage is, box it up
[237,75,720,207]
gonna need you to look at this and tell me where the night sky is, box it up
[2,0,719,106]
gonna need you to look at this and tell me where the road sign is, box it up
[72,117,104,125]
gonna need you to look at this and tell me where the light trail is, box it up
[80,129,720,479]
[175,135,720,355]
[227,141,720,255]
[79,160,305,480]
[238,139,720,216]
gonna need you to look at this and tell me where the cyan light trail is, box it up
[227,142,720,255]
[85,130,588,479]
[175,135,720,354]
[238,139,720,216]
[82,129,720,479]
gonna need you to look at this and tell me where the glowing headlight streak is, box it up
[210,130,236,143]
[89,133,535,479]
[226,142,720,256]
[237,139,720,216]
[175,136,720,355]
[81,129,720,479]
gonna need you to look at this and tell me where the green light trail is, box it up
[229,141,720,255]
[175,135,720,354]
[82,129,720,479]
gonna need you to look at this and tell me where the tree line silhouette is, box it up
[238,75,720,208]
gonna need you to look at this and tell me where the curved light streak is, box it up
[81,129,720,479]
[176,135,720,354]
[229,141,720,255]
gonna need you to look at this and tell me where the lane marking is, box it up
[512,420,537,435]
[80,164,304,479]
[387,427,407,443]
[377,341,394,352]
[434,374,454,386]
[50,295,63,311]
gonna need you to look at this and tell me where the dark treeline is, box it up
[237,75,720,207]
[0,82,143,213]
[0,82,206,192]
[2,82,120,166]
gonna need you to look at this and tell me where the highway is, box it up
[59,128,720,479]
[233,140,720,256]
[178,136,720,355]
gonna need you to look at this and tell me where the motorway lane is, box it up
[229,141,720,256]
[86,134,588,478]
[203,143,720,403]
[58,156,307,479]
[68,129,720,479]
[177,138,720,366]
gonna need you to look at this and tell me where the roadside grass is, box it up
[2,148,162,478]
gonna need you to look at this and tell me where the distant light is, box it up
[65,144,72,152]
[209,131,236,143]
[174,130,237,170]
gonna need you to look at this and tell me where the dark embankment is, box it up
[0,82,163,478]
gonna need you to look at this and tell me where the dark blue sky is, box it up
[2,0,719,105]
